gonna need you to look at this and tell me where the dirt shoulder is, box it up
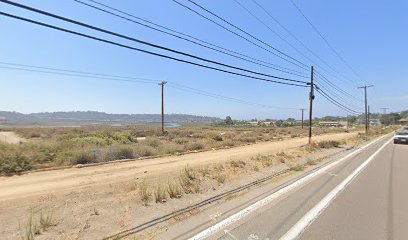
[0,132,357,201]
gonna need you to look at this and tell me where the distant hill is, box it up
[0,111,221,126]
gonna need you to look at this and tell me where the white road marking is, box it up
[189,135,388,240]
[280,137,393,240]
[224,230,238,240]
[327,173,338,177]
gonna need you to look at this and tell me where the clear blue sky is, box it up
[0,0,407,120]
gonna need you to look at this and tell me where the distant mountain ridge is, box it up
[0,111,221,125]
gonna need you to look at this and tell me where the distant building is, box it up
[399,118,408,125]
[318,121,343,128]
[369,119,381,127]
[259,121,272,126]
[246,121,259,126]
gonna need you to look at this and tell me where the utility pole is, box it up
[159,81,167,134]
[346,114,349,129]
[368,105,370,128]
[380,107,389,126]
[358,85,373,136]
[308,66,314,145]
[300,108,306,129]
[380,108,389,115]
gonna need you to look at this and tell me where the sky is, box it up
[0,0,407,120]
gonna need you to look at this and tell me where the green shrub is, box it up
[71,153,94,165]
[215,174,226,183]
[212,135,223,141]
[0,153,32,175]
[184,142,204,151]
[116,147,134,159]
[318,140,341,148]
[144,137,162,148]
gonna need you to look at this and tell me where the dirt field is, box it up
[0,132,356,201]
[0,131,363,240]
[0,131,26,144]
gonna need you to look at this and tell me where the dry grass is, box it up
[179,166,200,194]
[154,184,167,203]
[215,173,227,184]
[290,165,305,172]
[167,181,182,199]
[19,209,57,240]
[138,181,151,206]
[1,125,365,175]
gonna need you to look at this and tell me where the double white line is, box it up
[190,135,390,240]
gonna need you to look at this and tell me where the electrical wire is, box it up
[316,88,362,115]
[0,0,308,85]
[73,0,308,78]
[251,0,357,86]
[168,82,301,110]
[315,71,364,103]
[233,0,316,66]
[185,0,308,68]
[0,14,309,88]
[172,0,309,71]
[314,79,361,110]
[0,62,302,111]
[289,0,369,85]
[0,62,161,82]
[0,65,161,84]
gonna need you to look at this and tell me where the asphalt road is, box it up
[213,136,408,240]
[301,141,408,240]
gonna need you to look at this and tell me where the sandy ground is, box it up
[0,131,26,144]
[0,132,357,201]
[0,131,359,239]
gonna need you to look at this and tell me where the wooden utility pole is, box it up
[308,66,314,145]
[380,107,389,126]
[358,85,373,136]
[368,105,370,128]
[346,114,349,129]
[159,81,167,134]
[300,108,306,129]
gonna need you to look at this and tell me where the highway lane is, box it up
[212,136,405,240]
[300,141,408,240]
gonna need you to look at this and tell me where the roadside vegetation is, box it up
[129,126,397,207]
[0,125,391,175]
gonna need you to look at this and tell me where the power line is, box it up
[250,0,358,86]
[314,79,361,110]
[73,0,308,78]
[314,71,364,103]
[185,0,308,67]
[172,0,309,71]
[233,0,316,66]
[0,0,309,86]
[316,88,362,115]
[168,82,301,110]
[0,62,161,83]
[235,0,362,102]
[0,11,309,88]
[289,0,369,85]
[0,66,163,86]
[241,0,364,101]
[0,62,302,111]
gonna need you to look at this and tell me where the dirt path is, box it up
[0,132,357,201]
[0,131,26,144]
